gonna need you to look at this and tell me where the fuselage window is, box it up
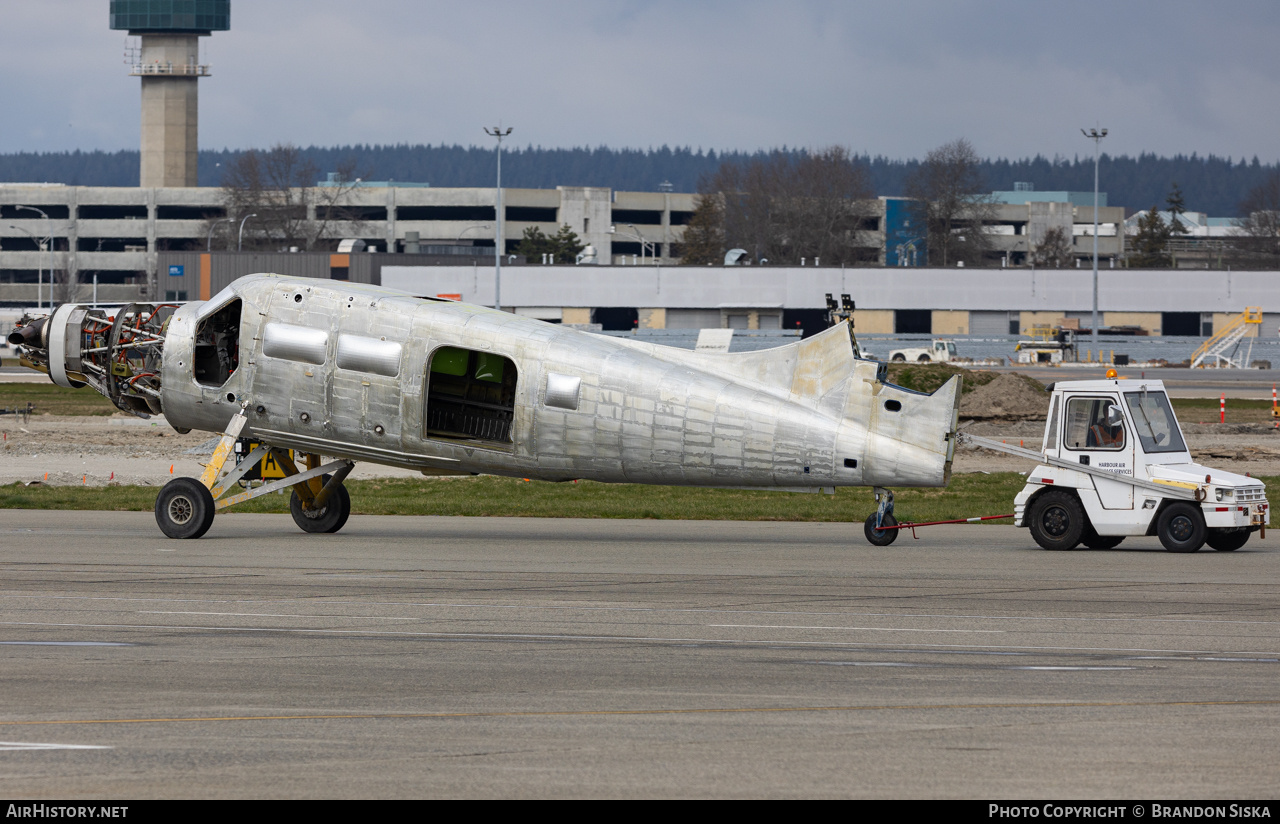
[425,346,518,444]
[336,334,401,377]
[262,322,328,365]
[193,299,242,387]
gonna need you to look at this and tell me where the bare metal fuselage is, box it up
[29,274,962,489]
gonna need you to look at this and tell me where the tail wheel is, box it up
[1158,503,1206,553]
[155,477,216,539]
[1027,490,1086,550]
[290,475,352,534]
[864,512,899,546]
[1205,529,1249,552]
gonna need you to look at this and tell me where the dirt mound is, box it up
[959,373,1048,420]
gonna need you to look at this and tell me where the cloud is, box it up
[1,0,1277,161]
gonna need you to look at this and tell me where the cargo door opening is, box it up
[193,299,242,387]
[425,346,517,444]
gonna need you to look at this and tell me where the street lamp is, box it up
[1082,127,1108,355]
[238,213,257,252]
[16,205,53,309]
[207,217,234,251]
[483,125,512,311]
[457,224,492,242]
[608,224,655,264]
[8,224,45,310]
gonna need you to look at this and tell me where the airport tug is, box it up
[868,377,1269,552]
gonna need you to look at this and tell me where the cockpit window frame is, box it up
[1062,395,1128,452]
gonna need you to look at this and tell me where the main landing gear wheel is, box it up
[1158,503,1206,553]
[1081,525,1125,550]
[863,512,899,546]
[155,477,216,539]
[1028,490,1085,550]
[1206,529,1249,552]
[290,474,352,534]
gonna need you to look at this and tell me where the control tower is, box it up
[109,1,230,187]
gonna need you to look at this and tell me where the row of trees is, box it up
[681,147,879,266]
[213,144,367,252]
[4,145,1277,218]
[1128,176,1280,268]
[683,139,997,267]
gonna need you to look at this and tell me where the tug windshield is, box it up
[1124,391,1186,454]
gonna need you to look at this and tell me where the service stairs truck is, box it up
[869,377,1269,552]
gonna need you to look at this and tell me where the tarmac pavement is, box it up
[0,511,1277,798]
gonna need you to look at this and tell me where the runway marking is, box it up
[1,698,1278,729]
[0,741,112,751]
[139,611,419,621]
[710,624,1004,633]
[811,661,1137,671]
[0,641,132,647]
[1,620,1277,657]
[1006,666,1137,671]
[4,594,1279,628]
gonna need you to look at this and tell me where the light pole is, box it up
[238,213,257,252]
[608,224,655,264]
[16,205,53,309]
[1082,127,1108,356]
[207,217,234,251]
[484,125,512,311]
[457,224,492,242]
[8,224,44,310]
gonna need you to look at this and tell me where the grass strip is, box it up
[0,473,1042,523]
[0,383,117,416]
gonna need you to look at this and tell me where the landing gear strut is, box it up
[154,408,355,539]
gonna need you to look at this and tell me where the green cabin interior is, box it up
[426,347,517,444]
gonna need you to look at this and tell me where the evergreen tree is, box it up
[1166,181,1190,235]
[678,194,725,265]
[514,226,555,262]
[515,224,585,262]
[1129,206,1172,267]
[550,224,585,263]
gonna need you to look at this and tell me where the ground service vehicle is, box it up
[890,339,957,363]
[865,377,1269,551]
[985,378,1267,552]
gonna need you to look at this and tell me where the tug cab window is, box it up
[425,347,517,444]
[1064,397,1126,451]
[193,299,242,387]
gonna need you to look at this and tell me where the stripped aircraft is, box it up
[10,276,960,538]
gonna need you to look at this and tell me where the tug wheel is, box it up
[1158,503,1206,553]
[155,477,216,539]
[1028,490,1085,550]
[917,355,931,363]
[864,512,900,546]
[290,475,352,534]
[1206,529,1249,552]
[891,354,906,362]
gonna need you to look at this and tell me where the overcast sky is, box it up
[2,0,1278,162]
